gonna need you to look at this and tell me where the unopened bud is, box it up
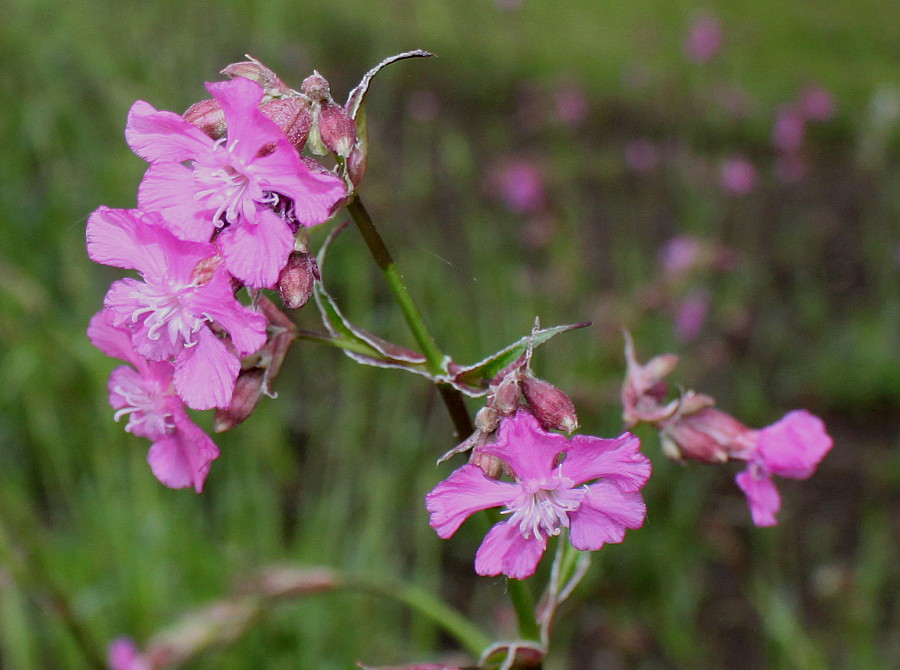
[214,369,266,432]
[260,97,312,153]
[300,72,331,101]
[491,376,521,416]
[660,406,754,463]
[319,101,357,158]
[191,254,223,286]
[183,98,226,139]
[521,375,579,433]
[474,406,500,433]
[221,58,291,97]
[347,143,368,186]
[277,251,319,309]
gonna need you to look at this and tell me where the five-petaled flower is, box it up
[88,310,220,492]
[87,206,267,410]
[426,411,650,579]
[126,77,346,288]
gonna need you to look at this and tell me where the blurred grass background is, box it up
[1,0,899,668]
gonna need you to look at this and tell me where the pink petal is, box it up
[186,272,267,356]
[125,100,213,164]
[562,432,650,492]
[137,163,215,242]
[216,207,294,288]
[146,410,219,492]
[568,481,646,551]
[425,464,517,538]
[87,309,145,369]
[757,410,832,480]
[257,151,346,227]
[735,468,781,527]
[205,78,273,160]
[173,328,239,410]
[480,411,569,482]
[474,521,546,579]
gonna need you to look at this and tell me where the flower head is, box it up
[426,411,650,579]
[125,77,345,288]
[86,206,267,410]
[88,310,219,492]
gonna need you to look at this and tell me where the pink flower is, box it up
[107,638,151,670]
[798,85,836,122]
[734,410,832,526]
[772,104,806,152]
[86,207,267,410]
[673,288,709,341]
[684,14,722,64]
[126,77,345,288]
[426,411,650,579]
[88,310,219,492]
[719,156,757,195]
[488,160,546,214]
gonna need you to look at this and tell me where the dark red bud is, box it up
[214,369,266,432]
[300,72,331,101]
[277,251,319,309]
[521,376,578,433]
[260,97,312,152]
[318,101,357,158]
[183,98,226,139]
[491,376,521,416]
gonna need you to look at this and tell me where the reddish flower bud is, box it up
[183,98,226,139]
[300,72,331,101]
[221,57,291,97]
[259,97,312,153]
[214,368,266,432]
[659,405,756,463]
[318,101,357,158]
[347,143,368,187]
[277,251,319,309]
[520,375,579,434]
[491,376,521,416]
[190,254,224,286]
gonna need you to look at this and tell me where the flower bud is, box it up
[491,375,521,416]
[318,101,357,158]
[300,72,331,101]
[660,406,755,463]
[259,97,312,153]
[520,375,579,433]
[214,369,266,432]
[277,251,319,309]
[221,58,291,97]
[183,98,226,139]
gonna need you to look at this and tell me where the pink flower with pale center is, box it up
[734,410,832,526]
[89,310,220,492]
[426,411,650,579]
[126,77,346,288]
[87,207,267,410]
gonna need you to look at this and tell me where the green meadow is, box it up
[1,1,898,667]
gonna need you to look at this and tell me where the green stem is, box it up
[506,576,542,643]
[339,574,491,659]
[345,195,474,439]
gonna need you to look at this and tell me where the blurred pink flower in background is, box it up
[659,236,705,276]
[487,159,547,214]
[772,104,806,152]
[624,139,659,173]
[108,638,151,670]
[799,85,836,122]
[673,288,710,341]
[555,84,589,127]
[719,156,757,195]
[684,14,723,64]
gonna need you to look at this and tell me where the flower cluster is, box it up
[621,332,832,526]
[88,74,346,491]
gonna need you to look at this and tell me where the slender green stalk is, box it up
[345,194,474,439]
[506,576,542,643]
[339,574,491,658]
